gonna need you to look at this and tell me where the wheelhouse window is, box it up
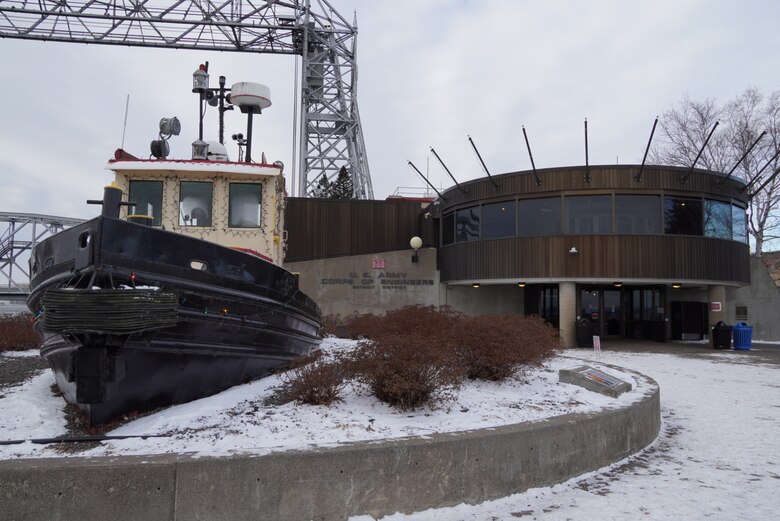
[704,199,732,239]
[441,212,455,246]
[179,181,213,227]
[518,197,561,236]
[565,195,612,234]
[664,196,702,235]
[481,201,516,239]
[128,180,163,227]
[455,206,480,242]
[229,183,262,228]
[732,203,748,243]
[615,195,661,234]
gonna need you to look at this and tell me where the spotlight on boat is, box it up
[150,139,170,159]
[159,117,181,137]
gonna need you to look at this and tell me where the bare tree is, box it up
[651,89,780,255]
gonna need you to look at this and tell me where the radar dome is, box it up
[230,82,271,113]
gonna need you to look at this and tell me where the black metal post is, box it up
[407,161,447,200]
[635,117,658,182]
[681,121,719,183]
[740,148,780,193]
[245,113,254,163]
[749,166,780,200]
[218,75,226,145]
[430,147,467,196]
[722,131,767,183]
[584,119,590,183]
[522,125,541,186]
[467,135,499,190]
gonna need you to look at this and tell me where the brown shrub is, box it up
[350,335,463,411]
[278,307,561,410]
[321,314,347,338]
[342,311,383,339]
[278,356,347,406]
[343,306,464,341]
[0,313,41,352]
[453,314,561,381]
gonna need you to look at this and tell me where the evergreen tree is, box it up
[313,173,331,198]
[330,166,354,199]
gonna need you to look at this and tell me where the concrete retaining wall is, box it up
[0,369,660,521]
[726,256,780,340]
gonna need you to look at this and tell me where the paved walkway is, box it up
[387,339,780,521]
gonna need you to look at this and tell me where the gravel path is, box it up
[0,353,48,393]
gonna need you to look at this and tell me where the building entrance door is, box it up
[579,287,623,337]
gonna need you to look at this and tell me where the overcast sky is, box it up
[1,0,779,219]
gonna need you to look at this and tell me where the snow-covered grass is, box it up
[0,338,638,459]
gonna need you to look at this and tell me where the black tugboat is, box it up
[27,65,322,425]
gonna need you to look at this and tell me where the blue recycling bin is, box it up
[732,322,753,351]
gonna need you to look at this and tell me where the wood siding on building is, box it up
[440,236,750,283]
[436,165,748,212]
[436,165,751,284]
[285,198,425,262]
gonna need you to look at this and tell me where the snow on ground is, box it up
[2,342,779,520]
[362,348,780,521]
[0,339,640,459]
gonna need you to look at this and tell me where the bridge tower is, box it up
[0,0,373,199]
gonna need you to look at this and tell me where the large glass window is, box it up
[128,180,163,226]
[732,203,748,243]
[664,196,702,235]
[615,195,661,234]
[518,197,561,236]
[229,183,262,228]
[455,206,480,242]
[704,199,732,239]
[442,213,455,246]
[179,181,213,227]
[481,201,516,239]
[565,195,612,234]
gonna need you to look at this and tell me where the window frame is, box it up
[128,180,164,227]
[228,182,264,229]
[178,180,214,228]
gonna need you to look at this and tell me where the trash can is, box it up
[732,322,753,351]
[576,319,593,348]
[711,321,732,349]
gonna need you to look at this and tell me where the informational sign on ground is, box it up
[559,365,632,398]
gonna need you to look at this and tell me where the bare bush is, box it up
[350,334,463,411]
[453,314,561,381]
[0,314,41,352]
[278,307,561,411]
[278,357,347,406]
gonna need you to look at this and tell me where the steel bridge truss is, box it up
[0,0,373,198]
[0,213,84,294]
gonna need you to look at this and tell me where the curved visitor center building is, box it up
[285,164,769,346]
[433,164,749,346]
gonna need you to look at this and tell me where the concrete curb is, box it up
[0,368,660,521]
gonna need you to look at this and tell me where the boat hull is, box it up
[28,216,322,425]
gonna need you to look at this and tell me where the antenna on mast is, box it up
[120,94,130,150]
